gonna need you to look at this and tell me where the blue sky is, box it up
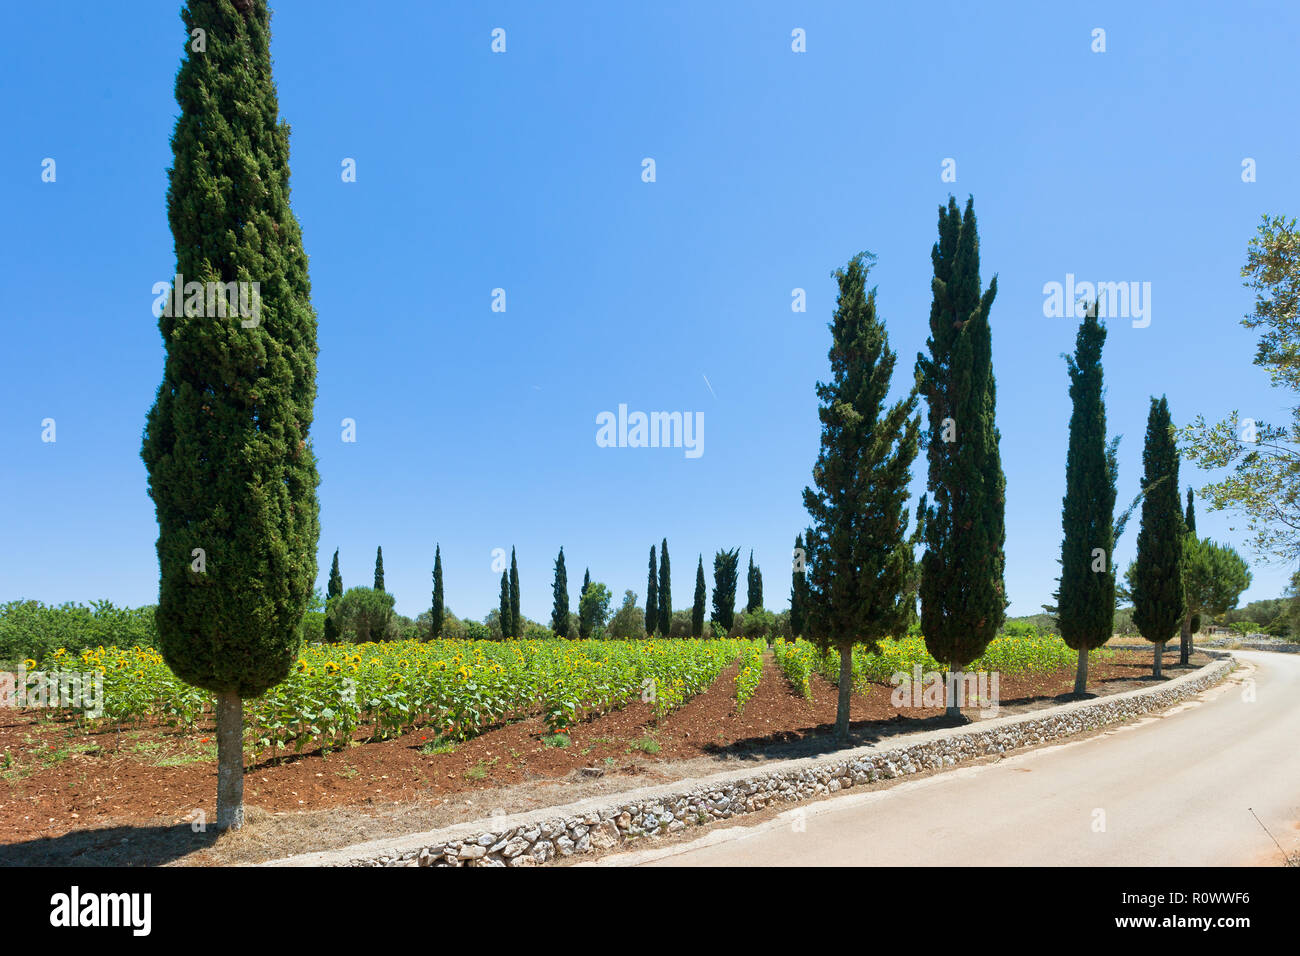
[2,1,1298,623]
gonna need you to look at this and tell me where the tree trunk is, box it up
[1074,645,1088,695]
[834,643,852,742]
[216,689,245,831]
[1153,641,1163,679]
[1179,611,1192,666]
[946,662,961,719]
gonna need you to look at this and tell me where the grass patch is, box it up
[419,737,456,756]
[542,732,570,749]
[628,737,660,755]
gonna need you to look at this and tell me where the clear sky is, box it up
[3,1,1299,624]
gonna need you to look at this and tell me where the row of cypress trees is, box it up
[801,199,1006,738]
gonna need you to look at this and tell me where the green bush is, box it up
[301,610,325,644]
[0,600,159,664]
[329,587,395,643]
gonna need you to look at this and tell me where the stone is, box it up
[590,821,620,850]
[501,838,530,858]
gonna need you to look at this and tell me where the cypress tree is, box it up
[1179,489,1201,663]
[1132,396,1186,677]
[712,548,740,632]
[1055,303,1117,695]
[790,534,808,638]
[692,556,707,637]
[430,545,444,640]
[373,546,384,592]
[646,545,658,636]
[803,253,920,740]
[324,549,343,643]
[551,547,569,637]
[746,552,763,612]
[658,538,672,636]
[141,0,320,831]
[509,547,520,638]
[499,570,513,641]
[578,568,592,639]
[914,196,1006,717]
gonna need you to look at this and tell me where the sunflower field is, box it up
[25,639,751,758]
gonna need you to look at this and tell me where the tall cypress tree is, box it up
[509,547,520,637]
[578,568,592,639]
[324,549,343,643]
[914,196,1006,717]
[1180,488,1200,663]
[430,545,444,640]
[712,548,740,632]
[551,546,569,637]
[803,253,920,740]
[1056,303,1117,694]
[692,556,707,637]
[746,552,763,612]
[790,534,808,637]
[373,546,385,592]
[646,545,658,637]
[499,570,513,641]
[141,0,320,831]
[1132,396,1186,677]
[658,538,672,636]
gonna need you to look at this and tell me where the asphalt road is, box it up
[595,651,1300,866]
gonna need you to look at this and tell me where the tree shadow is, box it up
[0,822,218,867]
[701,711,976,762]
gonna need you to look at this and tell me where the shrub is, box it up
[330,587,395,643]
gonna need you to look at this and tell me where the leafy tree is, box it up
[803,252,921,739]
[746,551,763,612]
[914,197,1006,714]
[331,587,395,643]
[646,545,658,636]
[579,581,612,637]
[608,590,646,640]
[790,534,809,637]
[551,547,569,637]
[1182,216,1300,561]
[141,0,320,830]
[658,538,672,636]
[373,546,385,592]
[1182,538,1251,660]
[499,570,513,640]
[1132,396,1186,677]
[430,545,444,640]
[711,548,740,632]
[324,549,343,643]
[509,547,520,639]
[692,556,707,637]
[1054,303,1118,694]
